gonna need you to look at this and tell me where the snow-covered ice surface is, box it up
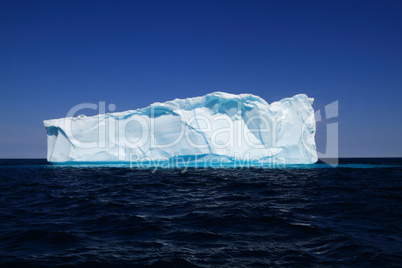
[43,92,317,166]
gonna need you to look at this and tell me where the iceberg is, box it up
[43,92,317,166]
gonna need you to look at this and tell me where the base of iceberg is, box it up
[44,92,317,166]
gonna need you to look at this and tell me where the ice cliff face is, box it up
[43,92,317,165]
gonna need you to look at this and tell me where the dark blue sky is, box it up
[1,0,401,158]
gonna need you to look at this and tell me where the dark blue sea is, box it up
[0,158,401,267]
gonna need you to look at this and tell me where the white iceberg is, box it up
[43,92,317,166]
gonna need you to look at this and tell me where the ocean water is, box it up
[0,158,401,267]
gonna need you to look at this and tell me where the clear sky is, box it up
[1,0,401,158]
